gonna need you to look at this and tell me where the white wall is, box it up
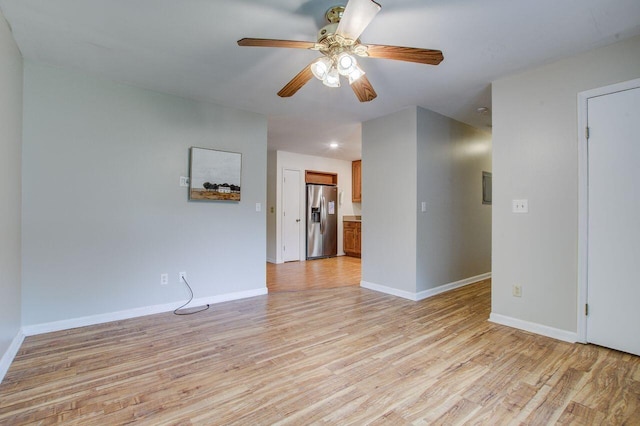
[362,107,492,298]
[492,35,640,334]
[416,107,492,292]
[22,62,267,326]
[268,150,358,263]
[0,10,23,372]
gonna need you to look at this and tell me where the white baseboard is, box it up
[0,329,25,384]
[22,287,268,337]
[361,272,491,302]
[360,281,418,300]
[489,313,578,343]
[266,257,279,264]
[415,272,492,301]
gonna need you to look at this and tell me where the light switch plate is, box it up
[256,203,262,212]
[179,176,189,187]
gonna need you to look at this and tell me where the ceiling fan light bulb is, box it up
[337,53,357,76]
[311,57,331,80]
[323,67,341,88]
[348,65,365,84]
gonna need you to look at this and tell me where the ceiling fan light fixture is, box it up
[348,64,365,84]
[311,57,332,81]
[336,52,358,76]
[323,67,341,88]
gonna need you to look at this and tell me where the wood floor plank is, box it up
[1,258,639,424]
[266,256,361,292]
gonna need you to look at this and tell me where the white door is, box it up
[587,86,640,356]
[282,169,301,262]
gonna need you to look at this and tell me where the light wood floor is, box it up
[1,279,639,424]
[267,256,361,292]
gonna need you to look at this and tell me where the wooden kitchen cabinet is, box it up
[306,170,338,185]
[352,160,361,203]
[343,221,361,258]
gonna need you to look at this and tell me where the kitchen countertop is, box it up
[343,215,362,222]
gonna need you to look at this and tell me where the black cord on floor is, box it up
[173,276,210,315]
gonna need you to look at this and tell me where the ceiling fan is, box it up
[237,0,443,102]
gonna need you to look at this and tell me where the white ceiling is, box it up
[2,0,639,161]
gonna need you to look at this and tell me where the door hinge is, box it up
[585,303,589,316]
[585,126,590,139]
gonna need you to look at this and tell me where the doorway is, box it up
[578,78,640,356]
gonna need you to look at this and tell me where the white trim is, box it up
[415,273,492,301]
[577,86,589,343]
[360,280,418,300]
[576,77,640,344]
[266,257,279,264]
[22,287,267,336]
[361,272,491,302]
[489,312,578,343]
[489,313,578,343]
[0,329,25,384]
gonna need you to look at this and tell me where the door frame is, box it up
[576,77,640,343]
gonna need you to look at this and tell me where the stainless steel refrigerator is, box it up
[306,184,338,259]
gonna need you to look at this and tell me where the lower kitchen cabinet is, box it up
[343,221,361,258]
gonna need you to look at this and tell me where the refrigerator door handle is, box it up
[320,194,326,235]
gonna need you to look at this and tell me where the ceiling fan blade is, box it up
[237,38,316,50]
[277,64,314,98]
[365,44,444,65]
[350,75,377,102]
[336,0,381,41]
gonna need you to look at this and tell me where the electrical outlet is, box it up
[512,199,529,213]
[160,273,169,285]
[512,285,522,297]
[179,271,187,283]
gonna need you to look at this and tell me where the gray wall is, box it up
[362,107,491,297]
[416,107,492,292]
[0,11,23,359]
[362,108,418,293]
[492,35,640,332]
[266,150,277,263]
[22,62,267,325]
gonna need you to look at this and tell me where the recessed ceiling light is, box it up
[329,142,339,149]
[476,107,490,115]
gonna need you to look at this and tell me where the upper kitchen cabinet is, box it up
[352,160,361,203]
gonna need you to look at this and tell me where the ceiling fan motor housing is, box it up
[317,23,339,44]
